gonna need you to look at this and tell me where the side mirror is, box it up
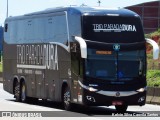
[146,38,159,60]
[74,36,87,58]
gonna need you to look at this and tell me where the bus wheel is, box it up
[14,81,21,102]
[21,81,27,102]
[63,86,72,111]
[115,105,128,113]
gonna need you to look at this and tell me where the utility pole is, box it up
[6,0,8,18]
[98,0,101,7]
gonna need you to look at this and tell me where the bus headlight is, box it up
[136,87,147,92]
[89,87,98,92]
[78,80,98,92]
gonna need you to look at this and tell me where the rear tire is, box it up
[21,81,28,102]
[115,105,128,113]
[14,81,21,102]
[63,86,72,111]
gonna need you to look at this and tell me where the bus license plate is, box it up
[112,101,123,105]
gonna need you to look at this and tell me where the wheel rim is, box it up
[64,90,70,108]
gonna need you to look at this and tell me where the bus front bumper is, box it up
[83,89,146,106]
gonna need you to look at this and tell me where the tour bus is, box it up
[3,7,159,112]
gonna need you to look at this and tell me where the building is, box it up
[126,0,160,34]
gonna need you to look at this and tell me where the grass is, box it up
[147,70,160,87]
[0,62,2,72]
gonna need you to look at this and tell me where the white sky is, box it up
[0,0,158,25]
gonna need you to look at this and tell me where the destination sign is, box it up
[93,24,137,32]
[96,51,112,55]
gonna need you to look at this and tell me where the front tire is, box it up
[115,105,128,113]
[63,86,72,111]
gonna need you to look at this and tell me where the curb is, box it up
[151,87,160,105]
[146,87,154,104]
[146,87,160,105]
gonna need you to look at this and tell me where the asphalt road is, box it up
[0,83,160,119]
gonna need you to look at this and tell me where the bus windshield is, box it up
[85,49,145,81]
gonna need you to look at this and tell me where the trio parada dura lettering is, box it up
[17,44,58,70]
[93,24,137,32]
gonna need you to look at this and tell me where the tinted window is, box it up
[4,14,68,45]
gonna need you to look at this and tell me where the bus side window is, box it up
[5,24,8,32]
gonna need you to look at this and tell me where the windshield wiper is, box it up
[139,59,143,75]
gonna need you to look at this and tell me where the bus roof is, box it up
[25,6,138,16]
[5,6,139,21]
